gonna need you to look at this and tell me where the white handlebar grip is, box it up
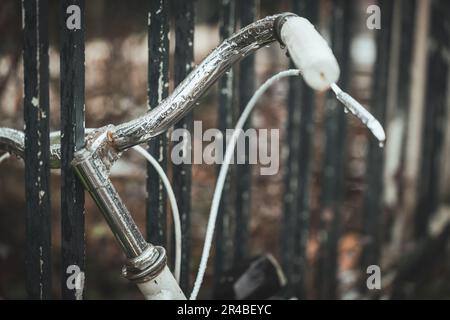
[280,17,340,91]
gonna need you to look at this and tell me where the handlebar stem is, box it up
[71,126,169,286]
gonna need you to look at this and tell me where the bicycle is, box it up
[0,13,385,300]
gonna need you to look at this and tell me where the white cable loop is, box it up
[132,145,182,283]
[190,69,301,300]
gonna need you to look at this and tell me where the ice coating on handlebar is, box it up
[331,83,386,144]
[280,17,340,91]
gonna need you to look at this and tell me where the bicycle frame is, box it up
[73,13,297,299]
[1,12,378,300]
[1,13,302,299]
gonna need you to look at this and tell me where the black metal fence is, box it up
[10,0,450,299]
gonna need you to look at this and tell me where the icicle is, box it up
[331,83,386,145]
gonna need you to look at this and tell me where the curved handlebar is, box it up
[0,13,380,299]
[0,128,24,159]
[111,12,339,150]
[1,13,340,157]
[112,14,282,150]
[0,127,62,168]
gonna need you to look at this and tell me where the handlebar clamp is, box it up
[273,13,298,46]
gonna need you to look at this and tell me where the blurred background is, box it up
[0,0,449,299]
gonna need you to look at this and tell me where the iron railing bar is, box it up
[23,0,52,300]
[415,0,450,239]
[290,0,319,300]
[361,0,394,280]
[147,0,170,248]
[317,0,353,300]
[173,0,195,293]
[281,0,303,296]
[214,0,237,293]
[234,0,257,265]
[60,0,86,300]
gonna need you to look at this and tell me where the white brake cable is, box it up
[132,145,182,283]
[0,80,384,298]
[190,69,302,300]
[188,71,386,298]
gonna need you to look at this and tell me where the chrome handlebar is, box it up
[0,13,305,295]
[1,13,294,159]
[0,128,62,168]
[112,14,285,150]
